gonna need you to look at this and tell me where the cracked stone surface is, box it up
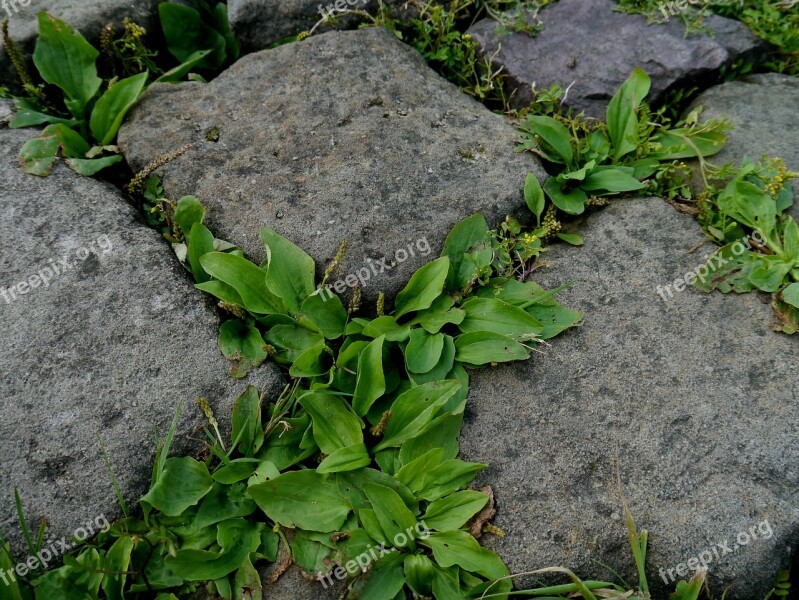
[227,0,414,53]
[0,127,284,556]
[118,26,547,305]
[468,0,766,117]
[461,196,798,599]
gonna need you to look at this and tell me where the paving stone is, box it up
[0,127,284,557]
[460,196,798,599]
[118,26,547,305]
[467,0,766,117]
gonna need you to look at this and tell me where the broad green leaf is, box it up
[405,329,445,374]
[263,323,323,364]
[165,519,259,580]
[396,448,445,493]
[9,97,77,128]
[409,295,465,334]
[749,258,792,293]
[200,252,284,314]
[544,177,587,215]
[300,291,348,339]
[66,155,124,175]
[524,115,574,166]
[441,214,489,291]
[408,334,456,385]
[363,483,417,549]
[459,297,542,338]
[718,179,778,245]
[422,490,489,531]
[154,49,213,83]
[582,168,644,193]
[231,385,263,456]
[783,218,799,262]
[421,531,509,582]
[159,3,227,68]
[648,128,726,160]
[607,68,650,161]
[174,196,206,236]
[394,257,450,317]
[524,172,546,224]
[19,135,59,176]
[357,552,406,600]
[454,331,529,365]
[415,459,485,501]
[299,392,364,454]
[405,554,435,596]
[289,343,330,377]
[336,468,420,515]
[188,222,216,283]
[195,482,256,529]
[317,443,372,474]
[556,233,584,246]
[213,460,258,484]
[783,283,799,308]
[362,316,411,342]
[399,412,463,465]
[90,72,148,145]
[261,227,316,314]
[195,279,244,306]
[33,13,101,117]
[248,470,350,532]
[375,380,460,451]
[218,319,268,378]
[352,336,386,416]
[291,532,336,573]
[141,457,213,516]
[101,536,133,600]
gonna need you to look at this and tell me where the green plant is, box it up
[693,156,799,333]
[158,0,239,73]
[518,68,728,216]
[1,196,582,598]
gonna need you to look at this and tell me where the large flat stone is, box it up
[0,128,283,556]
[118,26,547,304]
[460,197,798,598]
[0,0,160,92]
[688,73,799,219]
[228,0,413,53]
[468,0,766,117]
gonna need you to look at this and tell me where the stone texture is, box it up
[687,73,799,219]
[0,0,161,92]
[468,0,766,117]
[118,26,547,305]
[228,0,413,53]
[0,128,284,556]
[460,197,798,598]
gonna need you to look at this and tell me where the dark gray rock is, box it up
[0,128,284,557]
[467,0,766,117]
[688,73,799,219]
[228,0,414,53]
[0,0,161,92]
[118,27,547,305]
[460,197,798,598]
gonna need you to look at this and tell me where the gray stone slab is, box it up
[0,127,284,557]
[118,26,547,305]
[468,0,766,117]
[460,196,798,598]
